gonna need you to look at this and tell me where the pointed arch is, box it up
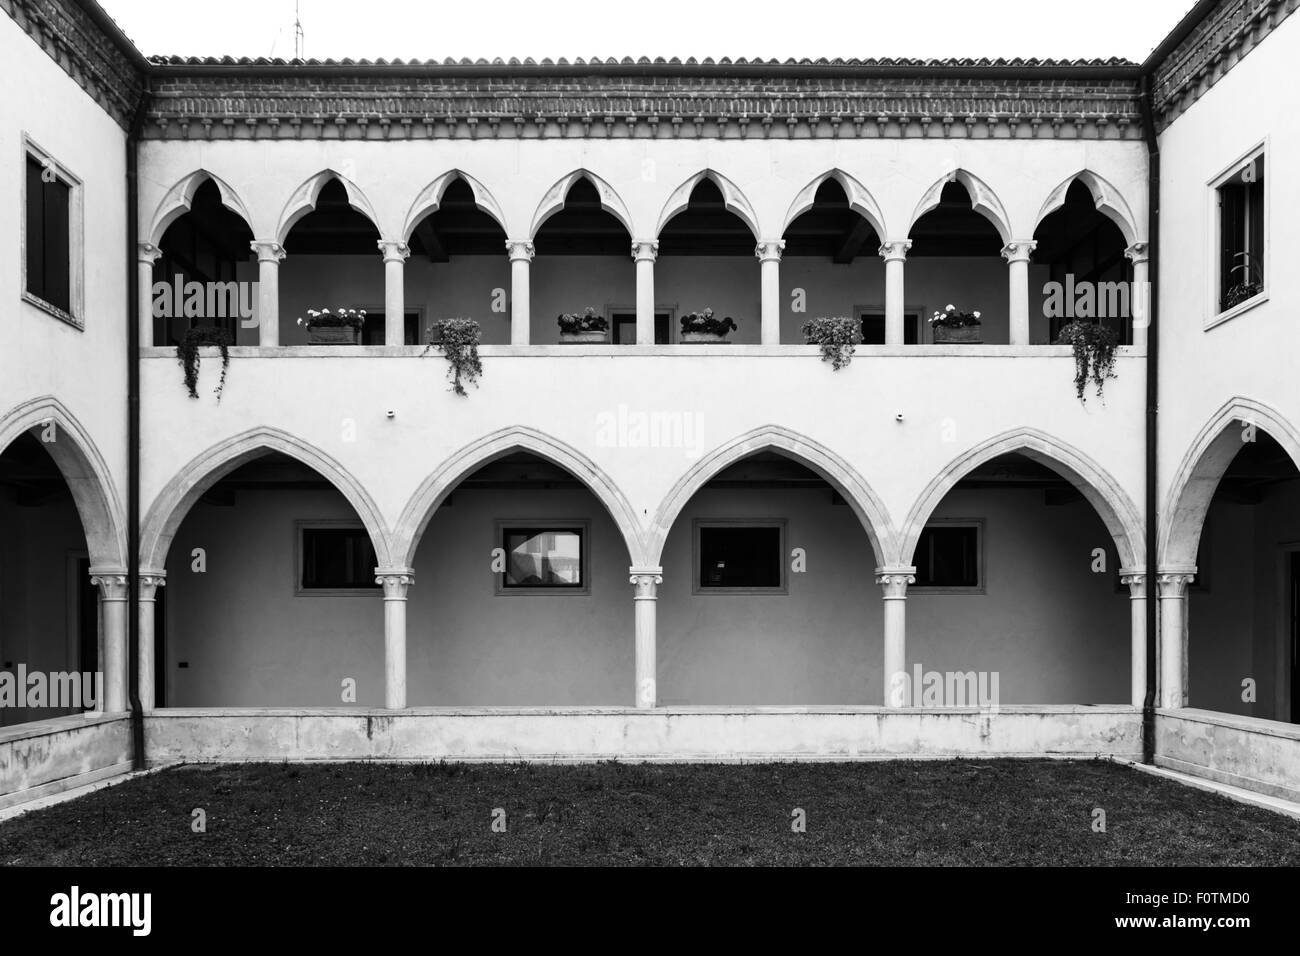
[275,169,380,245]
[647,425,893,568]
[529,169,635,239]
[655,169,761,239]
[393,427,644,568]
[403,169,507,241]
[909,168,1012,244]
[1161,398,1300,568]
[147,170,253,247]
[782,168,887,239]
[0,396,126,570]
[141,427,392,572]
[1035,170,1139,246]
[901,427,1144,571]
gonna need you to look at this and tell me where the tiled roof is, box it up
[147,55,1138,70]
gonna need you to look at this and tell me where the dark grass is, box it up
[2,759,1298,866]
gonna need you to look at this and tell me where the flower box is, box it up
[307,326,359,345]
[681,331,732,343]
[679,309,737,343]
[933,325,982,344]
[559,329,607,344]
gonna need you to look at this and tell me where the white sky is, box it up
[98,0,1196,63]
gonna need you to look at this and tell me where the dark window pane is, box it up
[360,312,420,345]
[914,526,979,588]
[502,528,583,588]
[25,157,44,301]
[860,313,919,345]
[301,528,379,589]
[43,173,71,312]
[612,313,670,344]
[699,526,782,589]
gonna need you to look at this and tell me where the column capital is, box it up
[1118,568,1146,598]
[139,570,167,598]
[251,240,286,263]
[137,241,163,265]
[631,239,659,262]
[1124,241,1150,264]
[1156,568,1196,597]
[1000,240,1037,264]
[506,239,535,262]
[875,566,916,598]
[376,568,415,597]
[754,239,785,262]
[878,238,913,262]
[629,567,663,598]
[89,570,129,600]
[378,239,411,263]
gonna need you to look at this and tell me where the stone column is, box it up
[632,240,658,345]
[878,239,912,345]
[506,240,534,346]
[1157,570,1195,709]
[138,572,166,711]
[379,240,410,345]
[89,571,128,713]
[630,568,663,708]
[376,570,414,709]
[755,239,785,345]
[1001,240,1037,346]
[137,242,162,346]
[250,240,286,347]
[1126,242,1150,349]
[1120,570,1146,708]
[876,567,916,706]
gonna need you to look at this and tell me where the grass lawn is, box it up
[1,759,1298,866]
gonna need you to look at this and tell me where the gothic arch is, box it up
[403,169,508,241]
[393,426,645,568]
[147,170,253,247]
[901,427,1144,571]
[781,168,888,239]
[0,396,126,570]
[140,427,392,572]
[529,169,635,239]
[1035,170,1140,247]
[909,168,1013,245]
[655,169,761,239]
[647,425,893,568]
[1161,398,1300,568]
[275,169,380,245]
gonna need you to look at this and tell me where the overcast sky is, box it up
[99,0,1196,63]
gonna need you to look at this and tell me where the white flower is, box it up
[973,311,981,319]
[946,303,955,311]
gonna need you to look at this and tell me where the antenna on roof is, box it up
[294,1,305,60]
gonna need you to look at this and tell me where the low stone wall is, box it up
[145,705,1142,763]
[0,714,133,810]
[1156,708,1300,802]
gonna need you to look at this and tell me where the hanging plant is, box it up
[423,318,482,396]
[801,316,862,370]
[1056,320,1118,402]
[176,326,233,400]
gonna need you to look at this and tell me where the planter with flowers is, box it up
[1222,251,1263,312]
[557,307,608,343]
[298,307,366,345]
[680,308,737,343]
[801,316,862,370]
[930,304,982,344]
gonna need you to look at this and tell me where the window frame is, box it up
[607,304,676,344]
[294,520,382,597]
[856,304,924,345]
[494,519,591,596]
[1207,140,1268,330]
[909,519,985,594]
[20,134,84,329]
[357,306,425,345]
[692,518,788,595]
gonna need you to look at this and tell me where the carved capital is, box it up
[89,572,129,601]
[1001,240,1037,264]
[137,242,163,265]
[754,239,785,262]
[139,571,167,601]
[631,239,659,262]
[629,567,664,599]
[878,239,912,262]
[505,239,535,262]
[875,567,917,599]
[1118,569,1146,599]
[251,240,286,263]
[1156,569,1196,599]
[1124,241,1150,265]
[376,569,415,598]
[378,239,411,263]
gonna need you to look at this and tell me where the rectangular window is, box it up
[299,525,379,592]
[360,311,421,345]
[1216,150,1265,314]
[695,520,785,592]
[499,523,587,591]
[23,145,78,321]
[611,311,671,344]
[859,310,920,345]
[912,523,982,590]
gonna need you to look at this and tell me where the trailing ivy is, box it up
[1056,320,1118,402]
[177,326,233,400]
[424,318,483,396]
[801,316,862,370]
